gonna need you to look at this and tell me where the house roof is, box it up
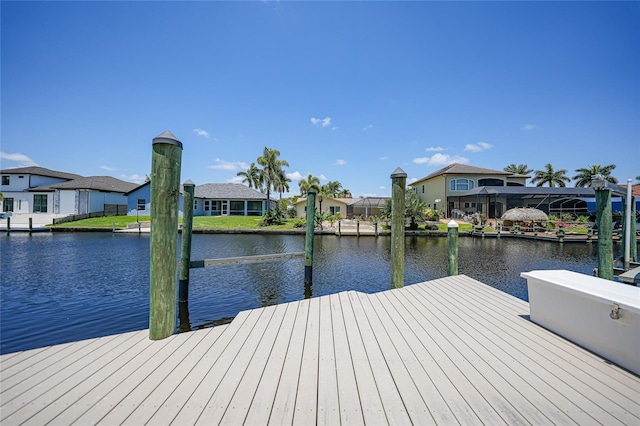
[295,196,389,207]
[454,186,596,198]
[32,176,139,193]
[195,183,269,200]
[0,166,83,181]
[411,163,529,185]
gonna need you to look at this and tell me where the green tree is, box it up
[380,189,428,229]
[257,147,289,213]
[236,162,262,190]
[572,164,618,187]
[531,163,571,187]
[504,164,533,175]
[274,167,291,199]
[298,173,321,196]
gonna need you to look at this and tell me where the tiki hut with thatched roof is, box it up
[501,207,548,227]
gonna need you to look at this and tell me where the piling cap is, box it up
[390,167,407,178]
[183,179,195,187]
[153,130,183,148]
[448,220,459,228]
[307,190,317,195]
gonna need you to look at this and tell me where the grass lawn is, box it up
[52,215,301,230]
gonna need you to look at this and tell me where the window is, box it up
[204,200,210,211]
[2,176,9,185]
[247,201,262,216]
[3,198,14,212]
[422,185,425,193]
[229,201,244,215]
[450,179,474,191]
[330,206,341,215]
[194,200,198,209]
[137,198,146,210]
[464,202,477,209]
[34,194,48,213]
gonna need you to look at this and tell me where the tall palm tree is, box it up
[257,147,289,213]
[323,181,343,197]
[504,164,533,175]
[236,162,261,190]
[298,173,321,196]
[572,164,618,187]
[531,163,571,187]
[338,188,352,198]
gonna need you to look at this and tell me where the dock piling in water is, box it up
[304,190,316,285]
[593,175,613,280]
[447,220,459,276]
[149,131,183,340]
[179,180,195,302]
[390,167,407,289]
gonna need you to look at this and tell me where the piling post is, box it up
[631,195,637,262]
[6,217,9,235]
[357,220,360,237]
[557,224,565,243]
[179,180,195,302]
[304,190,316,285]
[447,220,459,276]
[497,221,501,238]
[338,220,341,236]
[375,221,378,237]
[149,130,183,340]
[390,167,407,289]
[533,224,538,239]
[28,217,33,235]
[593,175,613,280]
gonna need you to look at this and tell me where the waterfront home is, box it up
[0,166,136,216]
[410,163,597,219]
[294,196,389,219]
[124,182,272,217]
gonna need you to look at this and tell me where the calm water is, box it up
[0,232,622,354]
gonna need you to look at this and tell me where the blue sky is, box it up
[2,1,639,197]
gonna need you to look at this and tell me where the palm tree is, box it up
[530,163,571,187]
[236,162,261,190]
[274,168,291,199]
[504,164,533,175]
[338,188,352,198]
[572,164,618,187]
[322,181,343,197]
[298,173,321,196]
[257,147,289,213]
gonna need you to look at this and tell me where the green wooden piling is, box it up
[557,224,565,243]
[375,222,378,237]
[179,180,195,302]
[357,220,360,237]
[631,195,637,262]
[447,220,459,276]
[6,217,9,235]
[28,217,33,235]
[390,167,407,289]
[338,220,341,236]
[304,190,316,285]
[594,183,613,280]
[149,131,183,340]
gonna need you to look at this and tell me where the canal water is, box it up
[0,232,622,354]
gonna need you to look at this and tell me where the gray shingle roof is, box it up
[33,176,139,193]
[411,163,528,185]
[0,166,83,181]
[195,183,268,200]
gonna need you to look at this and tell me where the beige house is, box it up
[294,196,390,219]
[410,163,529,218]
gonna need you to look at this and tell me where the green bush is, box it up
[292,218,306,228]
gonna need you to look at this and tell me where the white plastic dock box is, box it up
[521,270,640,376]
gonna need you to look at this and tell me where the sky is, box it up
[2,1,639,198]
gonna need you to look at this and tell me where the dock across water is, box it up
[1,275,639,425]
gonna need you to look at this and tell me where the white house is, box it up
[1,167,137,216]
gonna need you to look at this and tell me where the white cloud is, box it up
[413,153,469,166]
[100,165,117,172]
[379,186,386,190]
[0,152,38,167]
[227,176,244,184]
[379,156,389,161]
[522,124,538,131]
[319,174,328,181]
[310,116,332,128]
[287,171,303,180]
[362,124,373,131]
[334,159,346,166]
[120,173,146,184]
[408,177,418,184]
[464,141,493,152]
[208,158,248,171]
[193,128,211,138]
[426,146,446,152]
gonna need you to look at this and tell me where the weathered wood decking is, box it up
[1,275,639,425]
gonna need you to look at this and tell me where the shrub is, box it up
[292,218,306,228]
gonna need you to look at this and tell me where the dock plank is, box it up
[2,274,639,426]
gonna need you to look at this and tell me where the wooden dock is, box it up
[1,275,639,425]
